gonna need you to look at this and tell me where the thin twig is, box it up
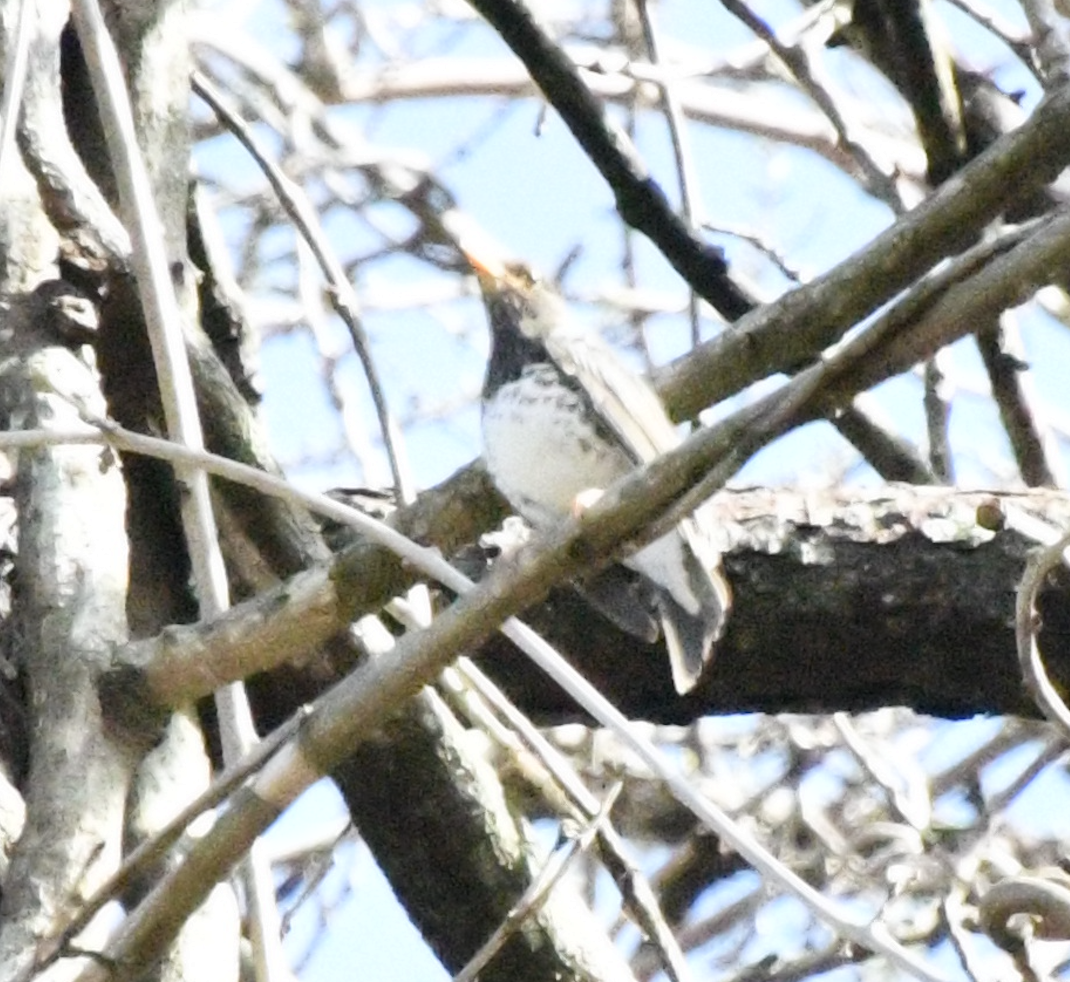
[0,0,32,182]
[832,402,936,483]
[717,0,904,212]
[833,714,932,832]
[703,220,802,282]
[923,356,954,482]
[191,69,416,503]
[976,315,1061,487]
[620,102,655,372]
[452,785,622,982]
[463,0,757,320]
[943,0,1039,77]
[1020,0,1070,85]
[635,0,703,346]
[942,885,987,982]
[441,659,692,982]
[67,0,225,617]
[983,734,1066,815]
[1015,530,1070,738]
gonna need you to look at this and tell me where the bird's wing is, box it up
[544,330,681,465]
[545,318,733,694]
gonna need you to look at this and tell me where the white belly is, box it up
[482,376,632,527]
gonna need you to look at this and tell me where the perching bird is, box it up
[466,247,731,694]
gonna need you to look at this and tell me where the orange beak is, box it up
[457,239,509,286]
[462,248,507,282]
[440,210,511,283]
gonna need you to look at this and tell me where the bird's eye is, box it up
[511,266,535,290]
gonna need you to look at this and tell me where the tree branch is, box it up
[656,82,1070,420]
[464,0,757,321]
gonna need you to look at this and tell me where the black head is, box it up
[480,287,552,397]
[464,252,558,397]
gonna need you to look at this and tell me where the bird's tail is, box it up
[657,582,728,695]
[657,518,731,695]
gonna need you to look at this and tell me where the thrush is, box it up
[466,247,731,694]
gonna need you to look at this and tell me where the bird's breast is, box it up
[482,365,632,525]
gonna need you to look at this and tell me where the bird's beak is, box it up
[459,241,508,290]
[439,211,509,283]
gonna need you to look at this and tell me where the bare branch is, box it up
[464,0,758,321]
[657,84,1070,419]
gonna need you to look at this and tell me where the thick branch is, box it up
[656,82,1070,420]
[0,334,136,980]
[477,486,1062,723]
[106,441,1069,727]
[335,691,637,980]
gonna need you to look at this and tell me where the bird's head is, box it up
[462,247,565,342]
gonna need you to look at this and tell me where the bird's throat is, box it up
[483,316,550,396]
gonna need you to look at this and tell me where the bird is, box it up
[465,245,731,695]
